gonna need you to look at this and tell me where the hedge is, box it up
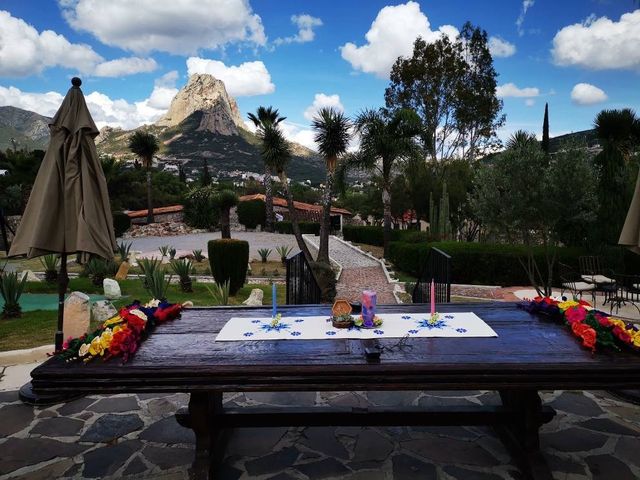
[112,212,131,238]
[237,199,265,230]
[208,239,249,294]
[275,221,321,235]
[387,241,592,286]
[343,225,431,246]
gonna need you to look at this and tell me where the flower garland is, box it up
[58,299,183,363]
[518,296,640,353]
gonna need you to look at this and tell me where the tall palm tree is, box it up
[248,106,286,233]
[258,122,314,263]
[312,107,351,265]
[351,108,422,256]
[594,108,640,162]
[128,131,159,224]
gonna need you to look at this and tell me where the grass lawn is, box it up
[0,278,286,352]
[248,260,285,278]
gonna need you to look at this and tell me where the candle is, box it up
[430,279,435,316]
[362,290,377,327]
[272,283,277,318]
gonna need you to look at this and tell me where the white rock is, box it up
[242,288,264,306]
[103,278,121,299]
[20,270,41,282]
[63,291,90,340]
[91,300,118,323]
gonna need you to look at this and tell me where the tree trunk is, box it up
[221,207,231,239]
[317,167,334,266]
[382,184,392,258]
[264,166,274,232]
[281,173,313,264]
[146,169,154,224]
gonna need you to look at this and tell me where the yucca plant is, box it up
[0,271,28,318]
[258,248,272,263]
[206,280,230,306]
[39,254,60,282]
[145,267,172,301]
[159,245,171,257]
[170,258,193,292]
[138,257,161,289]
[87,258,109,286]
[169,247,177,260]
[117,241,132,262]
[276,245,292,264]
[192,249,205,262]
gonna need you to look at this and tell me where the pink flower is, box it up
[565,306,587,324]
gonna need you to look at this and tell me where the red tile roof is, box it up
[239,194,352,216]
[126,205,184,219]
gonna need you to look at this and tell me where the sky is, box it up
[1,0,639,151]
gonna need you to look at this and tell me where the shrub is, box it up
[274,221,320,235]
[0,271,28,318]
[258,248,272,263]
[184,186,218,230]
[86,257,118,286]
[276,245,293,264]
[192,249,205,262]
[208,239,249,295]
[116,241,132,262]
[206,280,230,306]
[112,212,131,238]
[237,199,266,230]
[40,254,60,282]
[343,225,431,246]
[170,258,193,292]
[145,267,172,300]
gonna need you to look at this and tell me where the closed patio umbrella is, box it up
[9,77,116,351]
[619,171,640,254]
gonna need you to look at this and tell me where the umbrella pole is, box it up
[55,252,69,351]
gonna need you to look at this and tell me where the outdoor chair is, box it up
[578,255,615,284]
[559,262,595,303]
[604,274,640,316]
[412,247,451,303]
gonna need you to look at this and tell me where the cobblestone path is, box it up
[1,389,640,479]
[304,235,397,304]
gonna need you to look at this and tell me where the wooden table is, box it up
[30,302,640,479]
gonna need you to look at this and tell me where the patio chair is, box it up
[559,263,595,303]
[578,256,615,285]
[604,274,640,316]
[412,247,451,303]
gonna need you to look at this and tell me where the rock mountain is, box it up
[0,106,51,151]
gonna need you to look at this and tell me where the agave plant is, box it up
[138,257,161,289]
[86,258,109,286]
[39,254,60,282]
[0,271,28,318]
[170,258,193,292]
[192,249,205,262]
[158,245,171,257]
[206,280,230,306]
[276,245,292,264]
[169,247,177,260]
[258,248,272,263]
[145,267,172,301]
[116,241,132,262]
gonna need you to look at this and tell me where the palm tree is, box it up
[350,108,422,256]
[594,108,640,162]
[214,190,238,239]
[258,122,314,263]
[128,131,159,224]
[506,130,538,150]
[248,107,286,233]
[311,107,351,265]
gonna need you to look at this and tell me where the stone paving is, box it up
[1,388,640,479]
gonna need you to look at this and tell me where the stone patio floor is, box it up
[1,388,640,479]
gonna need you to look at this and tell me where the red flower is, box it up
[126,314,147,334]
[613,326,633,344]
[572,322,597,352]
[565,306,587,324]
[595,313,611,328]
[109,327,139,362]
[154,304,182,324]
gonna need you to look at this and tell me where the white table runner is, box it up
[215,312,497,341]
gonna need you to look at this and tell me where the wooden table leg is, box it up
[187,392,223,480]
[496,390,555,480]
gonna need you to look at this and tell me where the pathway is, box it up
[304,235,397,304]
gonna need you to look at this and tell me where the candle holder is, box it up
[428,312,440,325]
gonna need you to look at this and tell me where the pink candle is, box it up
[430,279,435,315]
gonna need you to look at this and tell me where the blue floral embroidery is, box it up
[251,319,261,324]
[373,329,384,335]
[401,315,411,320]
[260,322,291,333]
[295,319,305,323]
[444,315,454,319]
[243,332,254,337]
[408,329,419,334]
[416,318,448,330]
[456,328,467,333]
[325,331,336,336]
[290,331,301,336]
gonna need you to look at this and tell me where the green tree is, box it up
[347,108,422,256]
[247,106,286,233]
[178,163,187,183]
[128,131,159,224]
[200,159,211,186]
[312,107,351,265]
[213,190,238,239]
[385,22,504,161]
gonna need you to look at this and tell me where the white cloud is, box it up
[0,85,65,117]
[0,10,101,76]
[147,71,179,109]
[186,57,275,97]
[275,14,323,45]
[516,0,535,36]
[280,121,316,151]
[552,10,640,70]
[488,36,516,58]
[60,0,266,55]
[340,1,457,78]
[525,99,535,107]
[93,57,158,77]
[496,82,540,98]
[571,83,607,105]
[303,93,344,121]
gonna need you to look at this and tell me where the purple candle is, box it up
[362,290,377,327]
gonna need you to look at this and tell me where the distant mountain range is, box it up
[0,106,51,151]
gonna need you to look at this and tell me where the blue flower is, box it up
[456,328,467,333]
[290,331,301,336]
[251,319,261,324]
[243,332,254,337]
[401,315,411,320]
[408,329,419,334]
[416,318,447,330]
[373,329,384,335]
[325,331,336,336]
[295,319,305,323]
[260,322,291,333]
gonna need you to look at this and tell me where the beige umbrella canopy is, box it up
[619,171,640,254]
[9,77,116,351]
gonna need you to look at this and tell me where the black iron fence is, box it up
[286,251,321,304]
[412,247,451,303]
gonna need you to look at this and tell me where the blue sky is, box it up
[1,0,638,150]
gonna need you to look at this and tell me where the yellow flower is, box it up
[99,328,113,349]
[557,300,579,311]
[633,333,640,348]
[104,315,122,327]
[88,336,105,356]
[609,318,626,329]
[112,325,123,335]
[78,342,90,357]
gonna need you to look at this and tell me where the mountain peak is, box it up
[156,73,244,135]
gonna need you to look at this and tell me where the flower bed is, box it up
[519,296,639,352]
